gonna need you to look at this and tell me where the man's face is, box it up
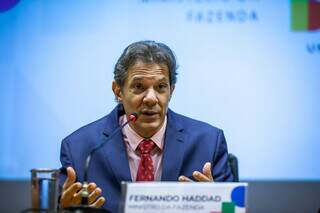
[113,62,174,138]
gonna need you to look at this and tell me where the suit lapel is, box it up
[161,110,185,181]
[101,105,132,183]
[100,106,186,182]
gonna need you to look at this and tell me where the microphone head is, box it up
[129,113,138,123]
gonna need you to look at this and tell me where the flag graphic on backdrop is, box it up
[291,0,320,31]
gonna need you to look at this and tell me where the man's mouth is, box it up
[140,110,159,117]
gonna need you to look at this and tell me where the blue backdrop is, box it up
[0,0,319,180]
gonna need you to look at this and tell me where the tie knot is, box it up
[138,139,155,154]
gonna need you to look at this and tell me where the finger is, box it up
[88,187,102,204]
[61,182,82,202]
[202,162,213,181]
[73,188,85,204]
[60,183,82,208]
[90,197,106,208]
[63,167,77,190]
[178,175,193,182]
[192,171,211,182]
[88,182,97,194]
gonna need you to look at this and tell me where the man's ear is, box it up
[112,81,122,102]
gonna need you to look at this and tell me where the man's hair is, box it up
[114,40,178,87]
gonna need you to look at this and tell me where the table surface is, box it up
[1,180,319,213]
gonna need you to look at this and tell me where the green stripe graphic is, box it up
[291,0,308,31]
[222,202,235,213]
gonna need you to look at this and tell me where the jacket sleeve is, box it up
[59,138,74,188]
[212,130,234,182]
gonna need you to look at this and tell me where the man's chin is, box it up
[134,121,163,138]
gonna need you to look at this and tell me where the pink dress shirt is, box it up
[119,115,166,181]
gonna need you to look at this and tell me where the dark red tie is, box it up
[136,139,155,181]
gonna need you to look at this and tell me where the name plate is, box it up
[121,182,247,213]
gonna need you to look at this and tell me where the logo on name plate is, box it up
[0,0,20,13]
[210,186,246,213]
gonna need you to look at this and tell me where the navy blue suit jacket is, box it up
[59,105,233,212]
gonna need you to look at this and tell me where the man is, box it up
[59,40,233,212]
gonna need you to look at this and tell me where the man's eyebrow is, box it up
[130,76,144,82]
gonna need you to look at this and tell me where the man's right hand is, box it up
[60,167,106,208]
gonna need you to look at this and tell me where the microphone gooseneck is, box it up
[81,112,138,205]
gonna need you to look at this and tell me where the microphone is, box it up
[69,112,138,212]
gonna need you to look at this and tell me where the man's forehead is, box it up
[129,60,168,69]
[127,62,170,80]
[130,75,168,82]
[128,62,168,71]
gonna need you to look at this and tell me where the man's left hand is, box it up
[178,162,213,182]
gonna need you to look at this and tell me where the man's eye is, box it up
[158,83,168,90]
[134,83,144,90]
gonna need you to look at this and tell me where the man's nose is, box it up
[143,88,158,106]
